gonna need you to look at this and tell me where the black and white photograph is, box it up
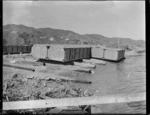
[3,0,146,114]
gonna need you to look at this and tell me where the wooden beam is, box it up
[28,72,92,84]
[3,63,35,72]
[74,62,96,68]
[62,65,92,73]
[83,59,106,65]
[25,71,75,81]
[3,92,145,110]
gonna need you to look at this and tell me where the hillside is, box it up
[3,24,145,49]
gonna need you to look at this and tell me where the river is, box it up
[75,52,146,114]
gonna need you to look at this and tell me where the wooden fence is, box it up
[3,45,32,54]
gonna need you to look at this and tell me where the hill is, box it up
[3,24,145,49]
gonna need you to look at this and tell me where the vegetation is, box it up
[3,24,145,49]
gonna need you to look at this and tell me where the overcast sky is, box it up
[3,1,145,40]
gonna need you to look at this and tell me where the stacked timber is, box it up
[31,44,92,62]
[91,46,125,61]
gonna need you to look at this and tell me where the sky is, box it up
[3,1,145,40]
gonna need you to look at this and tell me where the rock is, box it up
[3,83,8,94]
[69,89,78,96]
[12,74,18,79]
[91,106,102,114]
[45,108,62,114]
[83,90,91,97]
[9,60,16,63]
[77,88,84,97]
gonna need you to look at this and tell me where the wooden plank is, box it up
[74,48,77,60]
[83,59,106,65]
[74,62,96,68]
[79,48,82,59]
[69,48,75,60]
[81,48,84,59]
[28,72,75,80]
[25,71,92,84]
[64,49,70,61]
[3,62,37,69]
[22,46,26,53]
[18,46,23,53]
[89,48,92,57]
[26,46,30,53]
[83,48,86,58]
[3,46,7,54]
[62,65,92,73]
[3,92,146,110]
[12,46,18,54]
[75,48,80,60]
[87,48,90,58]
[3,63,35,72]
[7,46,13,54]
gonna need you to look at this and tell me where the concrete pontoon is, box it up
[31,44,91,62]
[91,46,125,61]
[31,44,125,62]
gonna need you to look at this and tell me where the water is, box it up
[76,52,146,113]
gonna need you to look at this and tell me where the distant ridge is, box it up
[3,24,145,49]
